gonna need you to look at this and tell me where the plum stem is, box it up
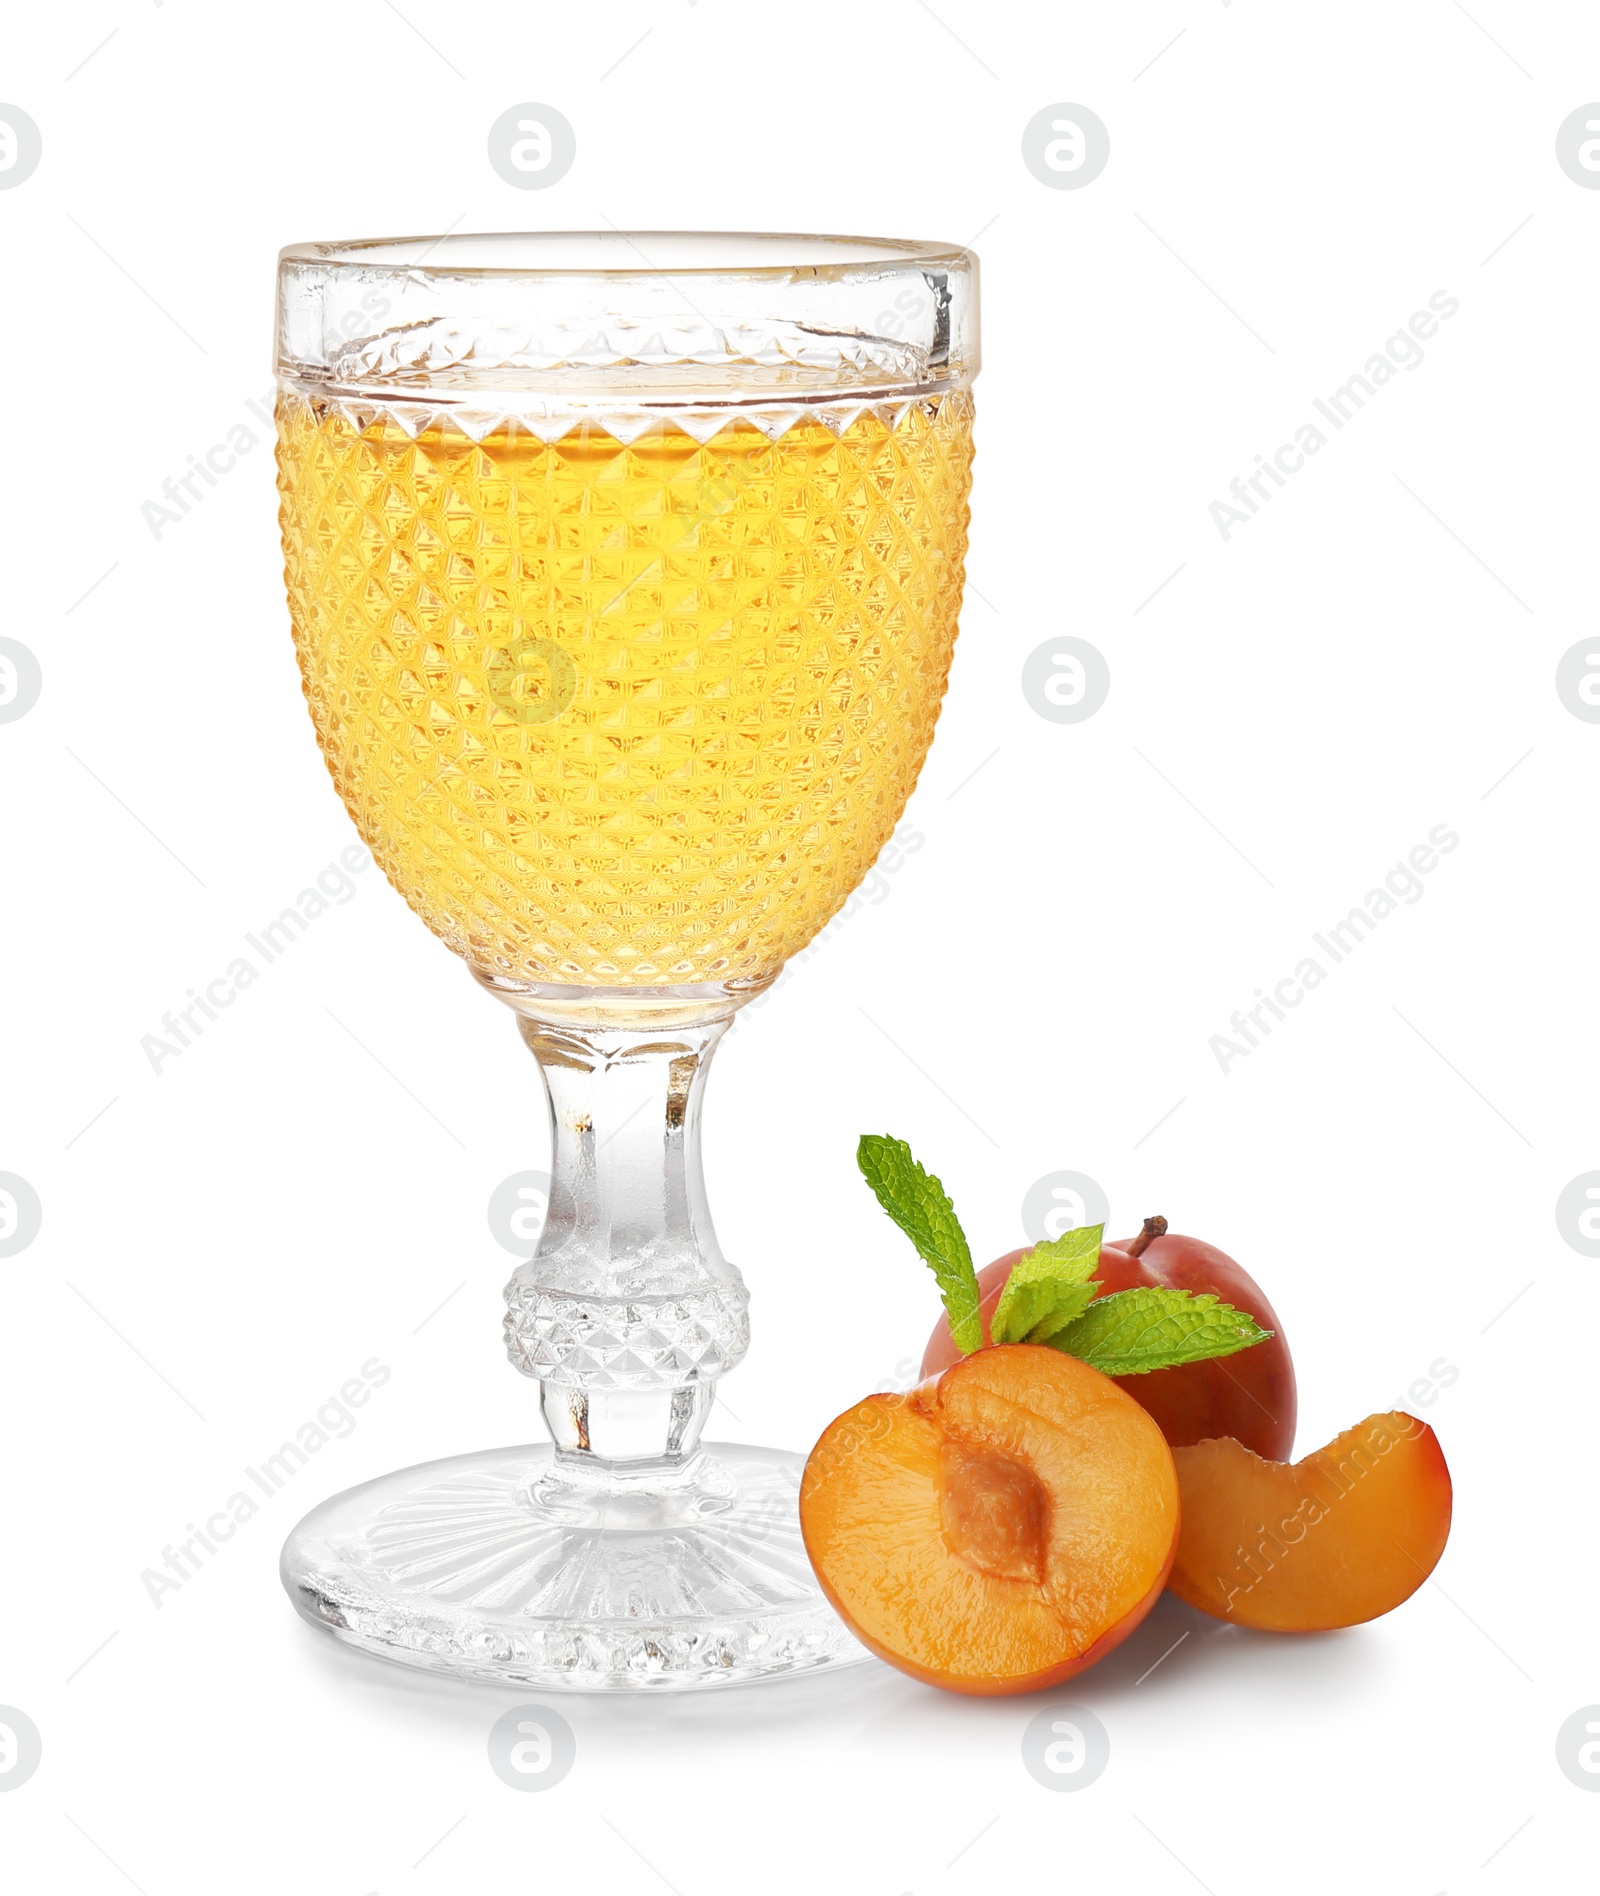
[1124,1215,1168,1260]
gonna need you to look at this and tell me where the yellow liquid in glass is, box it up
[276,390,973,987]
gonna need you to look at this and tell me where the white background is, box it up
[2,2,1596,1890]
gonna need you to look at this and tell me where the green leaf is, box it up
[990,1226,1105,1346]
[857,1135,982,1355]
[1048,1286,1273,1377]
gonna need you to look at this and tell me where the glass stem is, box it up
[502,1007,749,1486]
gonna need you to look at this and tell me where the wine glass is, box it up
[274,231,978,1690]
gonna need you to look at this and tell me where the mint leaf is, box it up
[990,1226,1104,1346]
[1048,1286,1273,1377]
[857,1135,982,1355]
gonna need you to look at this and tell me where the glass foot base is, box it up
[280,1441,871,1692]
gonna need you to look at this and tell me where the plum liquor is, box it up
[277,395,974,988]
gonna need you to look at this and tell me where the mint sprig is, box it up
[990,1226,1103,1345]
[1047,1285,1273,1376]
[857,1135,983,1355]
[857,1134,1273,1377]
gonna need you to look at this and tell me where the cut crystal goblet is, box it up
[274,231,978,1689]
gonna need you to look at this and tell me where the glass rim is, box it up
[277,229,975,280]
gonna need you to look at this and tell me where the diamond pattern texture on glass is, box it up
[276,392,974,987]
